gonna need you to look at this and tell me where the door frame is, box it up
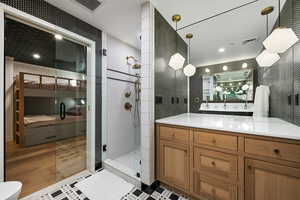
[0,3,97,181]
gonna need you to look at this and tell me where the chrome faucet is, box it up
[206,96,209,108]
[244,93,248,110]
[223,95,227,110]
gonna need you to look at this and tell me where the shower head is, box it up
[132,63,141,69]
[127,56,141,69]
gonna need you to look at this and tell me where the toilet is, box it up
[0,181,22,200]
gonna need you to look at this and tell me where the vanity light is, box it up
[33,53,41,59]
[169,15,186,70]
[263,27,299,54]
[229,83,233,86]
[263,0,299,53]
[242,63,248,69]
[218,48,225,53]
[183,33,196,77]
[205,68,210,73]
[184,64,196,77]
[256,6,280,67]
[223,65,228,71]
[169,53,186,70]
[55,34,63,40]
[256,50,280,67]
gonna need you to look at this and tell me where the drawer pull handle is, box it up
[211,188,216,194]
[274,149,280,154]
[248,165,252,170]
[211,161,216,166]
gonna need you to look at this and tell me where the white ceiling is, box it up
[151,0,286,67]
[45,0,142,49]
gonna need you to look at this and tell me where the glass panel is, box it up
[4,18,57,197]
[4,17,88,197]
[54,36,87,181]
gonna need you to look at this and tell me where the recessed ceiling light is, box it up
[218,48,225,53]
[223,65,228,71]
[55,34,63,40]
[205,68,210,73]
[242,63,248,69]
[33,53,41,59]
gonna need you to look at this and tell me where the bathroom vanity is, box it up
[155,113,300,200]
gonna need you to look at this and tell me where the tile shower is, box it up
[103,35,142,181]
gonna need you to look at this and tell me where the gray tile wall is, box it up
[258,0,300,126]
[154,10,188,119]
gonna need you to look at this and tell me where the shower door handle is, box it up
[60,103,66,120]
[295,94,299,106]
[288,95,292,106]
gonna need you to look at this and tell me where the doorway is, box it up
[1,12,96,198]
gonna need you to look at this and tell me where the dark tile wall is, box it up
[1,0,103,169]
[154,10,188,119]
[257,0,300,126]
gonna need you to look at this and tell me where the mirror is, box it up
[152,0,286,111]
[202,69,254,102]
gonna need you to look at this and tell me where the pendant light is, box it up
[256,7,280,67]
[168,15,186,70]
[183,33,196,77]
[263,0,299,53]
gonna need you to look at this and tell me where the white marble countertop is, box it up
[156,113,300,140]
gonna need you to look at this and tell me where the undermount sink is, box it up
[199,103,254,116]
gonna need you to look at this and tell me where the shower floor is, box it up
[105,149,141,180]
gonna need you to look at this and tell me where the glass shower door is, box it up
[54,36,88,181]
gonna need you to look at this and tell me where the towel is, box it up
[253,85,270,117]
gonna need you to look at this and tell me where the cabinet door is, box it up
[245,159,300,200]
[159,140,189,191]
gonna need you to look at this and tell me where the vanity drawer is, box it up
[194,147,238,181]
[193,172,237,200]
[159,126,189,144]
[194,131,238,151]
[245,138,300,163]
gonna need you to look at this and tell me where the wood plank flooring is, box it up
[5,136,86,198]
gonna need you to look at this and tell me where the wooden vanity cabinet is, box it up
[245,159,300,200]
[156,126,190,192]
[156,124,300,200]
[159,140,189,191]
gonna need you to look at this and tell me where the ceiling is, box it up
[5,18,87,73]
[151,0,286,67]
[45,0,143,49]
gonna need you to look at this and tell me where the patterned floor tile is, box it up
[38,174,189,200]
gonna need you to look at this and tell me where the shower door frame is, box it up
[0,3,97,181]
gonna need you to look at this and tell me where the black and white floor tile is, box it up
[40,174,189,200]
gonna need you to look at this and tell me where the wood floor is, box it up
[5,136,86,198]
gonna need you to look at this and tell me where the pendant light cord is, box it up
[188,38,191,64]
[266,14,269,37]
[175,20,178,101]
[278,0,281,27]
